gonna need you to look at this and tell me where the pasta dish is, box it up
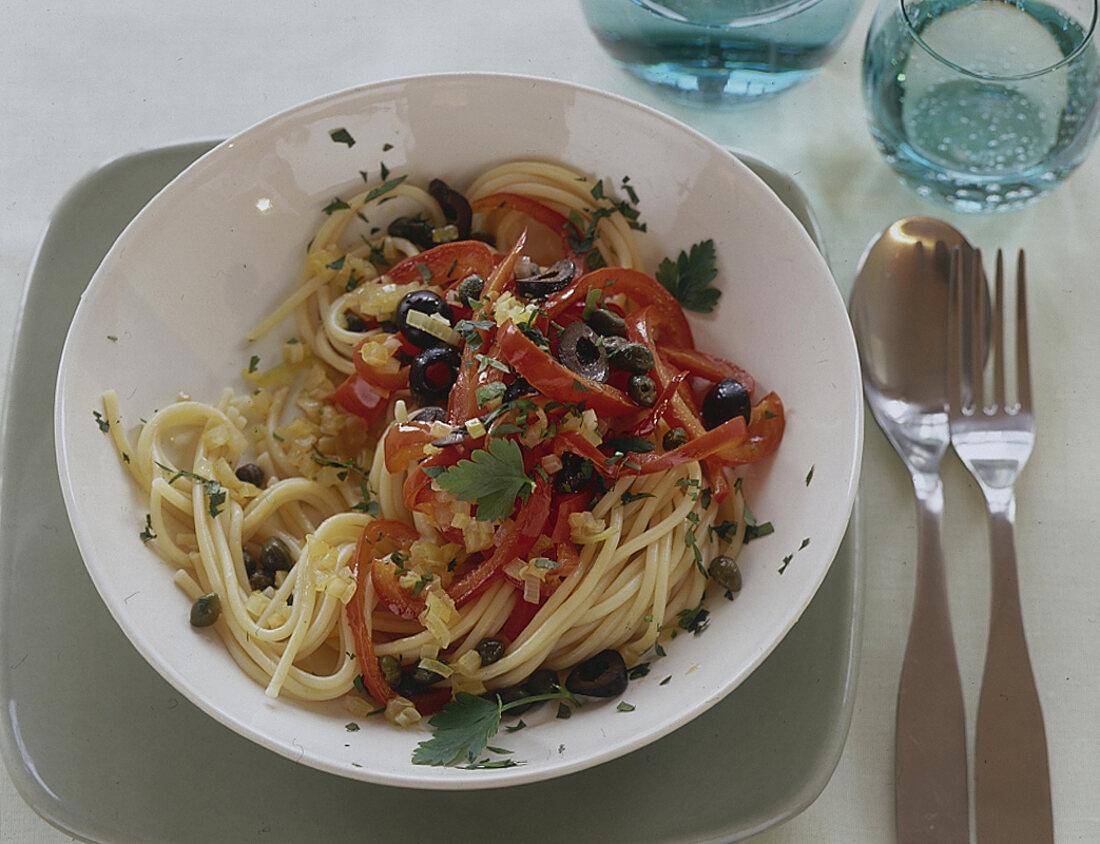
[100,158,784,754]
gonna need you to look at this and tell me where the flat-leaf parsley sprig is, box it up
[656,239,721,313]
[412,687,579,767]
[423,437,535,522]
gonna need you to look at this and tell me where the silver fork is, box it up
[947,248,1053,844]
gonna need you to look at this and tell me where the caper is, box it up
[377,654,403,688]
[345,312,368,332]
[456,273,485,307]
[235,462,265,487]
[248,569,274,592]
[627,374,657,407]
[474,637,506,666]
[411,663,446,687]
[189,592,221,627]
[708,555,742,593]
[261,536,294,571]
[608,341,654,374]
[585,307,627,337]
[555,451,595,494]
[663,427,689,451]
[565,649,628,698]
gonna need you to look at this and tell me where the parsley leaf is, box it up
[412,693,501,766]
[655,239,721,313]
[426,438,534,522]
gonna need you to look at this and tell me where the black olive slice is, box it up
[565,649,628,698]
[701,378,752,430]
[395,289,455,348]
[428,178,473,240]
[557,321,609,383]
[515,258,576,298]
[410,344,462,405]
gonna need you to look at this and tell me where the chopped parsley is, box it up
[363,174,407,205]
[322,197,351,215]
[616,702,636,713]
[93,410,110,433]
[424,438,535,522]
[329,128,356,147]
[655,239,721,313]
[139,514,157,543]
[677,605,710,636]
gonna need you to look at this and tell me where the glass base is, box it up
[872,137,1067,213]
[624,61,819,108]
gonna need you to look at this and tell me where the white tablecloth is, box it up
[2,2,1098,841]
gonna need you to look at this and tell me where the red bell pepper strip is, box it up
[661,346,757,398]
[544,267,694,348]
[713,391,785,466]
[481,229,527,300]
[447,475,552,607]
[350,336,408,392]
[470,192,583,261]
[331,373,389,422]
[497,320,640,417]
[500,589,541,642]
[346,526,397,706]
[383,240,496,287]
[371,557,427,622]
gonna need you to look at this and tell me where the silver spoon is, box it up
[850,217,971,844]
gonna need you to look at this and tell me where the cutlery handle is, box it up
[976,503,1053,844]
[896,477,969,844]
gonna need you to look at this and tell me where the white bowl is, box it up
[54,73,862,789]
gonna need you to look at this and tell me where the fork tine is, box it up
[1016,250,1032,414]
[969,248,986,414]
[947,245,965,413]
[992,250,1006,412]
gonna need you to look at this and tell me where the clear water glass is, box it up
[580,0,864,108]
[863,0,1100,212]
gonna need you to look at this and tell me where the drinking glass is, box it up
[863,0,1100,212]
[580,0,864,108]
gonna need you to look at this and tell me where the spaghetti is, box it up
[102,159,784,729]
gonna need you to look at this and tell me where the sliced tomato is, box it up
[332,373,389,422]
[498,320,640,417]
